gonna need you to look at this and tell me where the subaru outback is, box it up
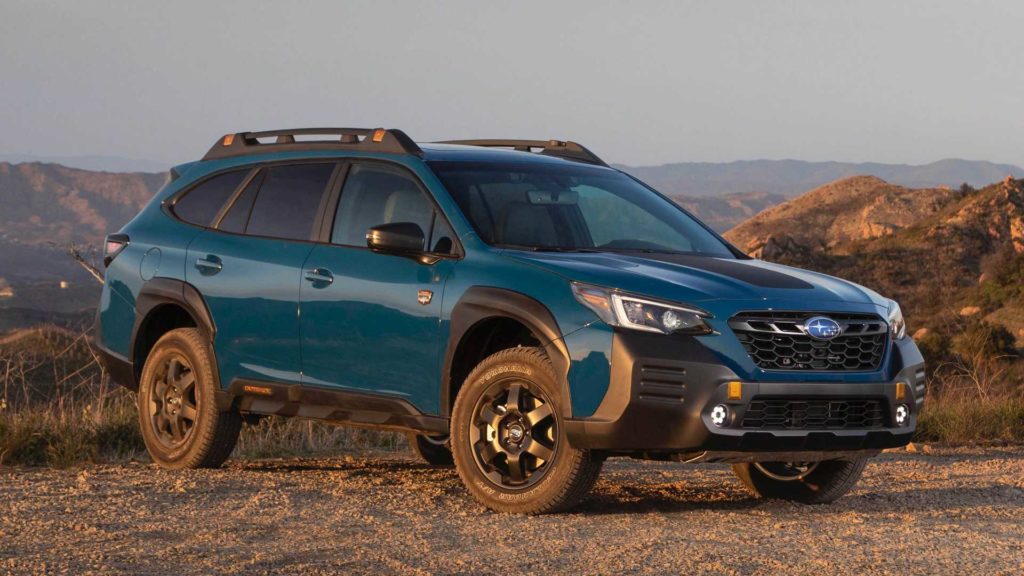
[96,128,925,513]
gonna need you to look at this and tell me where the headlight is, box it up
[887,300,906,340]
[571,282,712,335]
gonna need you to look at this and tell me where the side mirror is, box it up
[366,222,425,254]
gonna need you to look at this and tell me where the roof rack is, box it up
[437,139,607,166]
[202,127,422,161]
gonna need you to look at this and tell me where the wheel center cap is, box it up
[508,424,525,443]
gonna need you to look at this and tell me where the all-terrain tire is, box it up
[137,327,241,469]
[732,458,869,504]
[451,347,603,514]
[407,433,454,466]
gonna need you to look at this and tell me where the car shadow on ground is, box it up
[234,457,449,475]
[229,455,1023,516]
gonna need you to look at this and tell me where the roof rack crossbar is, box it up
[202,127,421,160]
[438,139,607,166]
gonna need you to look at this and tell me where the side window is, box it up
[244,163,336,241]
[332,163,438,250]
[172,169,249,226]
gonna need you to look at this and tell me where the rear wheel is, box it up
[451,347,602,514]
[407,433,454,466]
[732,458,869,504]
[137,328,241,469]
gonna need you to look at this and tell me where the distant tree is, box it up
[959,182,976,195]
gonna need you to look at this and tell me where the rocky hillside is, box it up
[725,176,1024,354]
[725,176,964,257]
[0,162,165,328]
[0,162,165,281]
[0,162,164,248]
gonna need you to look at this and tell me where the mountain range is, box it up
[3,158,1023,353]
[618,158,1022,198]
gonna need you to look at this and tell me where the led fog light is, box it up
[710,404,729,428]
[895,404,910,427]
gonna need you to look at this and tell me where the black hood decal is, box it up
[640,254,815,289]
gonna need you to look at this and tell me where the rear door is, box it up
[185,162,339,389]
[299,161,458,415]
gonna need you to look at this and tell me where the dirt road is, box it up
[2,447,1022,575]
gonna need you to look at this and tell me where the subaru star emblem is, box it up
[804,316,842,340]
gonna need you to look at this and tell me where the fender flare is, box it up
[441,286,572,418]
[130,277,218,387]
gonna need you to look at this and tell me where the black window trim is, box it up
[320,158,464,260]
[172,159,343,245]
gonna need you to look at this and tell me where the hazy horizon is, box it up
[3,1,1023,167]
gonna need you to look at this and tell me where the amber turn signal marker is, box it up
[222,134,235,146]
[727,381,742,401]
[372,129,386,142]
[895,381,907,401]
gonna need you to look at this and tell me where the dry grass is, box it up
[0,327,402,467]
[1,325,1021,467]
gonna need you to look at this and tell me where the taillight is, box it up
[103,234,130,267]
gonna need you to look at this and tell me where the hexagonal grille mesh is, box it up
[730,312,888,371]
[742,398,886,429]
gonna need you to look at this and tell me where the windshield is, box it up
[429,160,736,258]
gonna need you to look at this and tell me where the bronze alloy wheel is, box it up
[137,328,241,469]
[147,353,199,449]
[451,347,604,513]
[469,378,558,490]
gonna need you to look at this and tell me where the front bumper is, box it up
[564,331,926,455]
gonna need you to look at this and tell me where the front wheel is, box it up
[451,347,603,514]
[732,458,869,504]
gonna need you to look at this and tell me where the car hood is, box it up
[503,251,889,312]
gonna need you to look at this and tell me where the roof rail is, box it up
[202,127,422,161]
[438,139,607,166]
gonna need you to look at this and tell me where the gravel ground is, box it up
[1,446,1022,575]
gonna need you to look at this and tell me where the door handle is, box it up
[194,255,223,275]
[304,268,334,285]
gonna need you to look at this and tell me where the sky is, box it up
[2,0,1023,168]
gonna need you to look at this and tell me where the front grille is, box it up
[730,312,888,371]
[742,398,886,430]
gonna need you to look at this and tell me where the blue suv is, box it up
[96,128,925,513]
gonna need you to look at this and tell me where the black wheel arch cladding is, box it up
[442,286,572,419]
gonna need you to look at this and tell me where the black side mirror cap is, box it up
[366,222,425,254]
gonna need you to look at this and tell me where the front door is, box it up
[299,162,458,415]
[186,162,338,389]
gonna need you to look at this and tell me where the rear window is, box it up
[173,169,249,226]
[244,163,336,241]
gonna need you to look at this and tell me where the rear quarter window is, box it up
[172,169,249,227]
